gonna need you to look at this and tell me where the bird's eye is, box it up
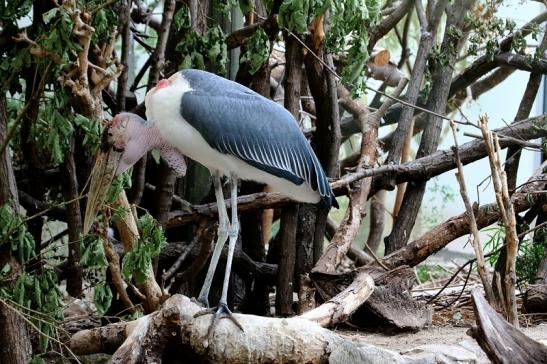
[107,132,113,137]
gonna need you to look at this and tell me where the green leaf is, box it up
[0,263,11,276]
[106,169,133,202]
[122,213,167,283]
[174,6,191,30]
[29,357,46,364]
[176,25,227,74]
[0,203,35,264]
[240,29,270,75]
[94,282,113,315]
[81,235,108,268]
[42,8,59,24]
[239,0,254,14]
[151,149,161,164]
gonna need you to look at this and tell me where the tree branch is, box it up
[166,114,547,227]
[378,161,547,269]
[367,0,413,51]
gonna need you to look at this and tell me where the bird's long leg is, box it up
[220,174,239,305]
[196,172,229,307]
[194,174,243,338]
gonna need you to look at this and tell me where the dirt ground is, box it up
[339,307,547,363]
[344,324,547,352]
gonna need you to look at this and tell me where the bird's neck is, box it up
[133,123,165,152]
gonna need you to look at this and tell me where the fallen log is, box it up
[524,284,547,313]
[70,294,420,364]
[468,288,547,363]
[352,285,432,332]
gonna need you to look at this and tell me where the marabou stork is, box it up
[84,69,337,332]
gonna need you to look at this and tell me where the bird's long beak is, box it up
[83,146,122,234]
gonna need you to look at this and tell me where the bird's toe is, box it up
[194,302,244,340]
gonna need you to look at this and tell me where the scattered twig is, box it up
[161,221,207,288]
[363,242,389,271]
[518,220,547,239]
[0,297,82,364]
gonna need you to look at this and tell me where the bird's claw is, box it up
[194,302,244,340]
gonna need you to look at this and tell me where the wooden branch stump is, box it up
[468,288,547,363]
[311,266,432,331]
[523,284,547,313]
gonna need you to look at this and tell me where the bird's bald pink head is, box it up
[102,113,161,175]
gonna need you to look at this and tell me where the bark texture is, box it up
[384,0,473,253]
[0,94,32,364]
[379,161,547,269]
[469,288,547,364]
[71,293,408,364]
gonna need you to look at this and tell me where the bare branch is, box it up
[225,16,279,50]
[379,160,547,270]
[479,116,519,326]
[450,121,495,305]
[368,0,413,51]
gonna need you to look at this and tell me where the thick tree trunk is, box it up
[305,38,341,263]
[523,210,547,313]
[61,138,83,297]
[276,204,299,315]
[0,94,32,364]
[385,0,472,253]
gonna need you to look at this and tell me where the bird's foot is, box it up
[194,302,244,340]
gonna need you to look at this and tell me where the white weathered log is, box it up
[72,294,416,363]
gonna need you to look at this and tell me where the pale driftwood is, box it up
[71,295,406,364]
[70,321,130,355]
[301,271,374,326]
[468,288,547,364]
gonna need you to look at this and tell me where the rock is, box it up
[402,344,478,363]
[331,341,407,364]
